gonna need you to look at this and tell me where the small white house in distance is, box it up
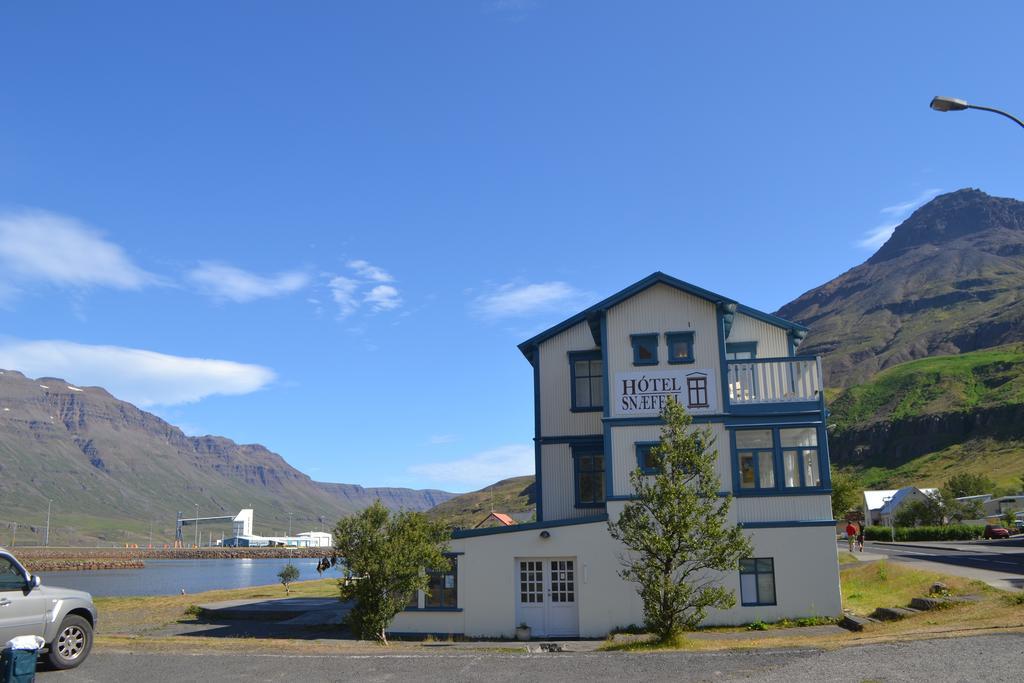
[390,272,842,638]
[862,487,939,527]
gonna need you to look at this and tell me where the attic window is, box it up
[666,331,695,364]
[630,334,658,366]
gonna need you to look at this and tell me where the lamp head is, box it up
[930,96,969,112]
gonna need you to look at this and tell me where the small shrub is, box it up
[1003,592,1024,606]
[183,604,202,617]
[609,624,646,635]
[864,525,985,542]
[746,620,768,631]
[277,562,300,594]
[876,564,888,581]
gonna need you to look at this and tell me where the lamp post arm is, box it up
[966,104,1024,130]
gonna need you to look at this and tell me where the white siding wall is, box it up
[734,495,833,524]
[541,444,594,522]
[538,320,602,437]
[604,283,722,410]
[390,521,842,637]
[728,312,789,358]
[610,423,731,498]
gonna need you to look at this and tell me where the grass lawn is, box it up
[840,561,985,616]
[601,560,1024,653]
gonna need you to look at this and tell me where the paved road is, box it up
[37,634,1024,682]
[855,540,1024,589]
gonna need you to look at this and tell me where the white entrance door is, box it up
[516,557,579,637]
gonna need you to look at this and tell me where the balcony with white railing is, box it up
[726,355,823,410]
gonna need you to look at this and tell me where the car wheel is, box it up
[46,614,93,670]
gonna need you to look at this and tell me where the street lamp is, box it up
[929,96,1024,129]
[288,512,293,538]
[194,504,200,548]
[44,499,52,547]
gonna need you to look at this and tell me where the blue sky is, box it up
[1,2,1021,492]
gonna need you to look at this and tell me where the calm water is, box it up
[36,558,334,597]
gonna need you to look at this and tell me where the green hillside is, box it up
[828,345,1024,492]
[426,476,535,529]
[829,344,1024,430]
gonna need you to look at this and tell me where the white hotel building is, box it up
[392,272,841,638]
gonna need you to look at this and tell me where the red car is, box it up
[983,524,1010,539]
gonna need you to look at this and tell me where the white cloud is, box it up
[188,262,309,303]
[346,259,394,283]
[329,276,360,317]
[0,339,275,407]
[429,434,458,445]
[857,223,900,249]
[407,444,534,490]
[474,281,588,318]
[326,261,402,317]
[0,209,157,290]
[365,284,401,311]
[880,188,943,217]
[859,189,942,248]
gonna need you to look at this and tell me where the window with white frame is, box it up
[732,426,825,494]
[735,429,775,490]
[780,427,820,488]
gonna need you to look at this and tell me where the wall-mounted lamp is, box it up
[539,530,551,539]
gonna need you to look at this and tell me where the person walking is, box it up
[845,521,857,552]
[856,525,865,552]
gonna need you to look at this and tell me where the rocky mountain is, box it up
[0,370,453,545]
[778,189,1024,387]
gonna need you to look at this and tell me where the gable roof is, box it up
[474,511,516,528]
[516,271,807,359]
[877,487,940,516]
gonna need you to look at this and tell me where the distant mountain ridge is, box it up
[0,369,453,545]
[778,188,1024,386]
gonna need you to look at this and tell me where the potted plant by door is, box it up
[515,622,532,641]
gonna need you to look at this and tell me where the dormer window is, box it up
[666,331,695,364]
[630,334,658,366]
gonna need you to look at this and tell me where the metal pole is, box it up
[149,521,153,547]
[288,512,293,537]
[966,103,1024,129]
[45,499,52,546]
[194,504,199,547]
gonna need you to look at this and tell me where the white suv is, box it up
[0,547,97,670]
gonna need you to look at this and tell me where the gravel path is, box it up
[39,632,1024,682]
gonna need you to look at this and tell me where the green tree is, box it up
[892,497,944,527]
[829,467,861,520]
[943,473,996,498]
[277,562,299,594]
[607,397,753,642]
[939,490,982,523]
[333,500,449,644]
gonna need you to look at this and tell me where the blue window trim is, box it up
[665,331,695,364]
[568,350,603,413]
[729,424,830,497]
[423,556,458,610]
[725,341,757,359]
[571,441,606,508]
[739,557,777,607]
[635,441,661,475]
[630,333,659,366]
